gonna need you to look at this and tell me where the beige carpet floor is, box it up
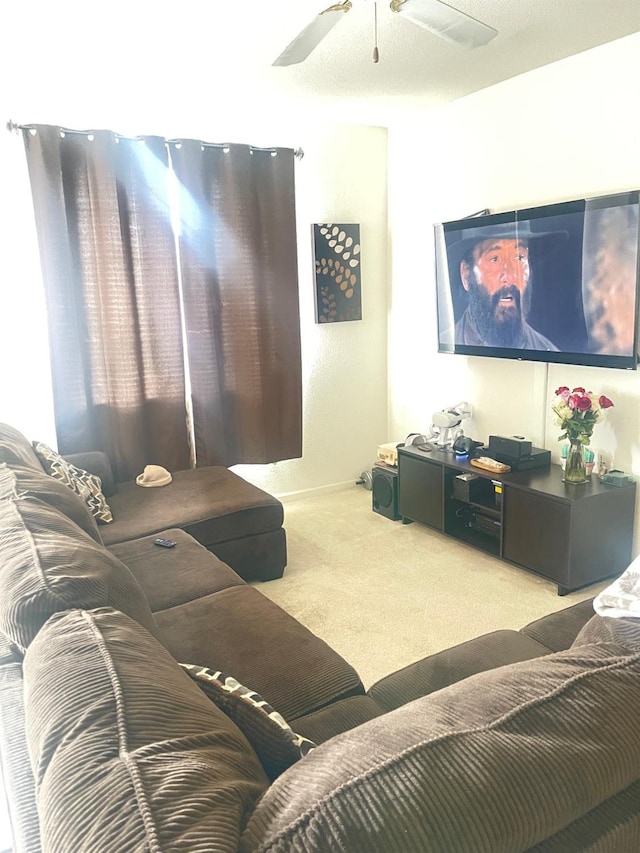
[255,486,608,690]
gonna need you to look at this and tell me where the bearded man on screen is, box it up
[453,224,559,351]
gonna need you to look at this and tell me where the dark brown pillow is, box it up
[181,663,316,780]
[24,608,268,853]
[0,499,159,652]
[0,463,102,543]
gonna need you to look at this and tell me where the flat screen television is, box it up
[435,191,640,370]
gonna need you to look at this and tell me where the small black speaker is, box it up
[372,465,400,520]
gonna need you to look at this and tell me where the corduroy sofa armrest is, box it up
[62,451,116,497]
[0,661,39,853]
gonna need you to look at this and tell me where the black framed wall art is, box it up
[312,223,362,323]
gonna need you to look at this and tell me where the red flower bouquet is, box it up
[552,386,614,446]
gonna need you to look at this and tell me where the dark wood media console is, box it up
[398,444,636,595]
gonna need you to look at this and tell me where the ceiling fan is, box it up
[272,0,498,66]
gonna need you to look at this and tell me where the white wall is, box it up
[0,54,389,497]
[0,135,56,445]
[387,32,640,548]
[234,124,389,498]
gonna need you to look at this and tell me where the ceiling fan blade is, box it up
[273,1,353,66]
[390,0,497,49]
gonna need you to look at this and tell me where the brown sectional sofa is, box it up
[1,421,640,852]
[57,445,287,583]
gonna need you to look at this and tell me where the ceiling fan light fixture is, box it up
[272,0,498,68]
[390,0,497,50]
[272,1,353,66]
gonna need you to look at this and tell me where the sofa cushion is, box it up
[62,450,117,497]
[109,529,244,612]
[240,643,640,853]
[520,598,596,652]
[0,423,43,472]
[367,629,552,713]
[207,527,288,583]
[0,463,102,543]
[181,663,316,781]
[0,500,159,652]
[33,441,113,524]
[24,608,269,853]
[572,613,640,650]
[154,585,365,721]
[99,466,283,547]
[290,696,385,745]
[526,778,640,852]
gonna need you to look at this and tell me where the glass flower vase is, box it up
[564,440,587,484]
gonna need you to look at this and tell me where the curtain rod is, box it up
[6,119,304,159]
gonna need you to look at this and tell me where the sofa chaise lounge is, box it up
[2,422,287,582]
[1,421,639,852]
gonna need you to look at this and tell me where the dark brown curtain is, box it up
[23,126,191,480]
[170,141,302,466]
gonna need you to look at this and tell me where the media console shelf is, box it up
[398,445,636,595]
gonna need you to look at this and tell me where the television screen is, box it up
[435,191,640,370]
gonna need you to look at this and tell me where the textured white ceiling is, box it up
[207,0,640,122]
[6,1,640,128]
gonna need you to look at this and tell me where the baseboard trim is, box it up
[278,481,358,503]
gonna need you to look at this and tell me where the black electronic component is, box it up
[486,445,551,471]
[372,465,401,520]
[488,435,532,460]
[452,472,483,503]
[457,507,501,538]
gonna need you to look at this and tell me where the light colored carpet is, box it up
[255,486,607,690]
